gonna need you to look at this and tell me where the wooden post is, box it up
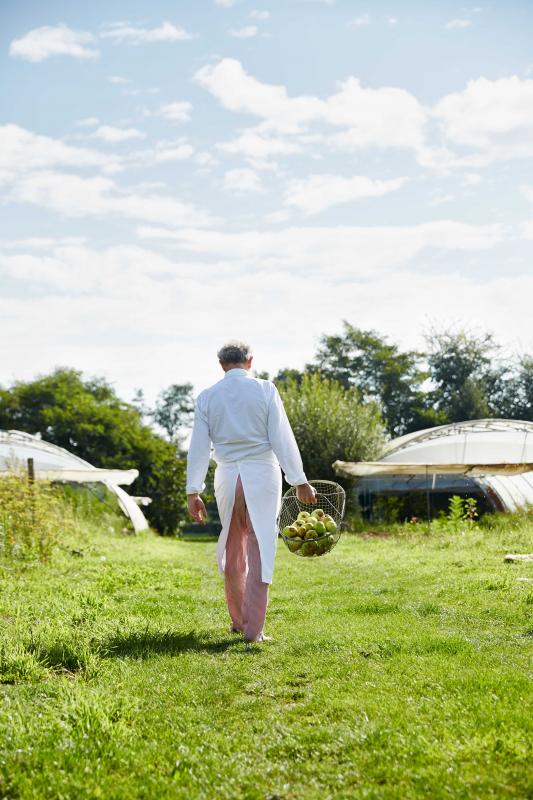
[27,457,36,528]
[425,465,431,532]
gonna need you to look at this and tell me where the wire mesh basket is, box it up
[278,480,345,558]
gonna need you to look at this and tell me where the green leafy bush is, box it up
[0,368,187,534]
[277,372,385,507]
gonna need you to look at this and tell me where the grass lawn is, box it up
[0,522,532,799]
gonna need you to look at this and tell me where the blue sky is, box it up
[1,0,533,401]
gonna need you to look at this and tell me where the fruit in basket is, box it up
[295,524,307,538]
[311,509,326,521]
[325,520,337,533]
[287,538,302,552]
[301,540,317,556]
[314,521,326,535]
[297,511,311,522]
[283,525,299,538]
[304,527,317,540]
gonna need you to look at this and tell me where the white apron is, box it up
[214,459,282,584]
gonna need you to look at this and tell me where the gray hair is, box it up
[217,340,253,364]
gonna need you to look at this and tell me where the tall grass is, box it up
[0,476,133,562]
[0,475,65,560]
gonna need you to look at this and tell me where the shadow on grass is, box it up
[99,628,240,659]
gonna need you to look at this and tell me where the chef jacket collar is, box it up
[224,367,251,379]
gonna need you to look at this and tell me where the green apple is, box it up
[287,539,302,552]
[297,511,311,522]
[314,521,326,535]
[325,520,337,532]
[284,525,300,538]
[311,508,325,520]
[315,538,327,555]
[301,540,317,557]
[324,535,335,550]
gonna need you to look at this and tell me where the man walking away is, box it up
[186,341,316,643]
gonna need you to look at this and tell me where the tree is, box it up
[151,383,194,446]
[0,368,187,534]
[276,372,385,504]
[309,322,436,436]
[425,328,503,423]
[496,356,533,420]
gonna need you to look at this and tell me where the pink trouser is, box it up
[224,476,269,641]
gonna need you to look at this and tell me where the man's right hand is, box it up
[295,482,317,504]
[187,494,208,524]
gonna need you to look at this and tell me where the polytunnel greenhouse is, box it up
[0,429,149,532]
[334,419,533,522]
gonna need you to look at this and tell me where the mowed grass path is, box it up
[1,524,532,799]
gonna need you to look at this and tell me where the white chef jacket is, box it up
[186,368,307,493]
[186,368,307,582]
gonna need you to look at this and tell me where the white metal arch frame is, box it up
[0,429,149,531]
[335,419,533,513]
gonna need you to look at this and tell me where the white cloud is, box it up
[100,22,194,44]
[433,76,533,163]
[194,59,426,151]
[464,173,481,185]
[109,75,131,84]
[218,129,302,159]
[284,174,406,215]
[129,140,195,165]
[2,223,527,403]
[520,185,533,204]
[93,125,146,143]
[348,14,370,28]
[325,78,426,151]
[250,10,270,20]
[388,17,398,25]
[215,0,238,6]
[223,168,263,193]
[196,151,217,167]
[428,192,455,207]
[123,87,160,97]
[228,26,258,38]
[158,102,193,122]
[0,236,87,250]
[0,124,117,183]
[10,171,211,227]
[197,63,533,169]
[445,18,471,29]
[521,220,533,240]
[138,220,504,276]
[75,117,99,128]
[9,23,99,62]
[265,210,292,224]
[194,58,325,133]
